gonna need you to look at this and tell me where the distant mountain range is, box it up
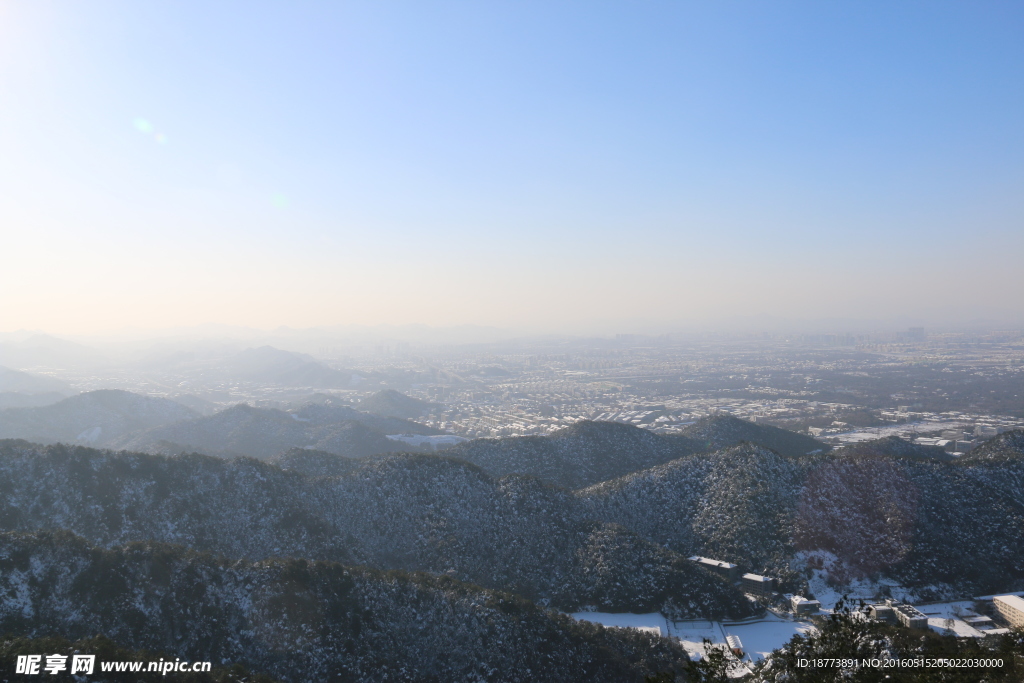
[111,402,442,458]
[219,346,370,388]
[0,392,68,410]
[0,334,106,369]
[0,389,197,445]
[0,365,74,395]
[0,389,439,458]
[0,366,75,410]
[110,404,426,459]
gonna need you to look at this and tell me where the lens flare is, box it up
[271,193,289,208]
[133,117,169,145]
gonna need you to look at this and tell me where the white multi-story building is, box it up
[993,595,1024,629]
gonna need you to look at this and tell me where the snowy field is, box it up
[666,619,723,656]
[717,615,816,662]
[570,612,817,664]
[916,600,977,620]
[831,420,971,445]
[800,550,953,610]
[915,600,1013,639]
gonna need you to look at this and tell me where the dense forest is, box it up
[0,420,1021,681]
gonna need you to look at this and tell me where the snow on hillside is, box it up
[572,611,818,666]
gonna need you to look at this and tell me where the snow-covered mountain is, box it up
[0,530,693,683]
[445,415,827,489]
[0,440,755,620]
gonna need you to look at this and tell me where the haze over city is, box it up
[2,1,1023,337]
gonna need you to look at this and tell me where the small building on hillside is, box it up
[741,573,777,597]
[963,615,994,629]
[866,604,896,624]
[890,601,928,629]
[865,600,926,628]
[790,595,820,615]
[688,556,740,581]
[726,635,744,657]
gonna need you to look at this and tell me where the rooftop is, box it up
[688,556,738,569]
[994,594,1024,612]
[742,573,774,583]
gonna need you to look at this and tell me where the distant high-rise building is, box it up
[907,327,926,341]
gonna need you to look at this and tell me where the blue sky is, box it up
[1,1,1022,334]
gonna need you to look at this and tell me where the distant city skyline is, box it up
[2,1,1022,335]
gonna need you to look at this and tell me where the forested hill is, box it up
[959,428,1024,461]
[0,441,754,620]
[0,530,692,683]
[272,447,364,477]
[443,415,827,489]
[577,444,802,579]
[2,431,1021,614]
[832,435,955,461]
[357,389,434,418]
[442,420,683,489]
[109,402,442,459]
[672,414,829,458]
[578,438,1024,596]
[0,390,440,459]
[0,390,197,446]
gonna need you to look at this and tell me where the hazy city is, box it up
[11,327,1022,447]
[2,2,1023,682]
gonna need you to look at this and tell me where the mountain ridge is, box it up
[444,415,826,489]
[0,389,197,446]
[0,440,755,620]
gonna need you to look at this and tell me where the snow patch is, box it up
[386,434,467,450]
[76,426,102,442]
[796,550,950,610]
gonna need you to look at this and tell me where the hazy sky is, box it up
[2,1,1022,335]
